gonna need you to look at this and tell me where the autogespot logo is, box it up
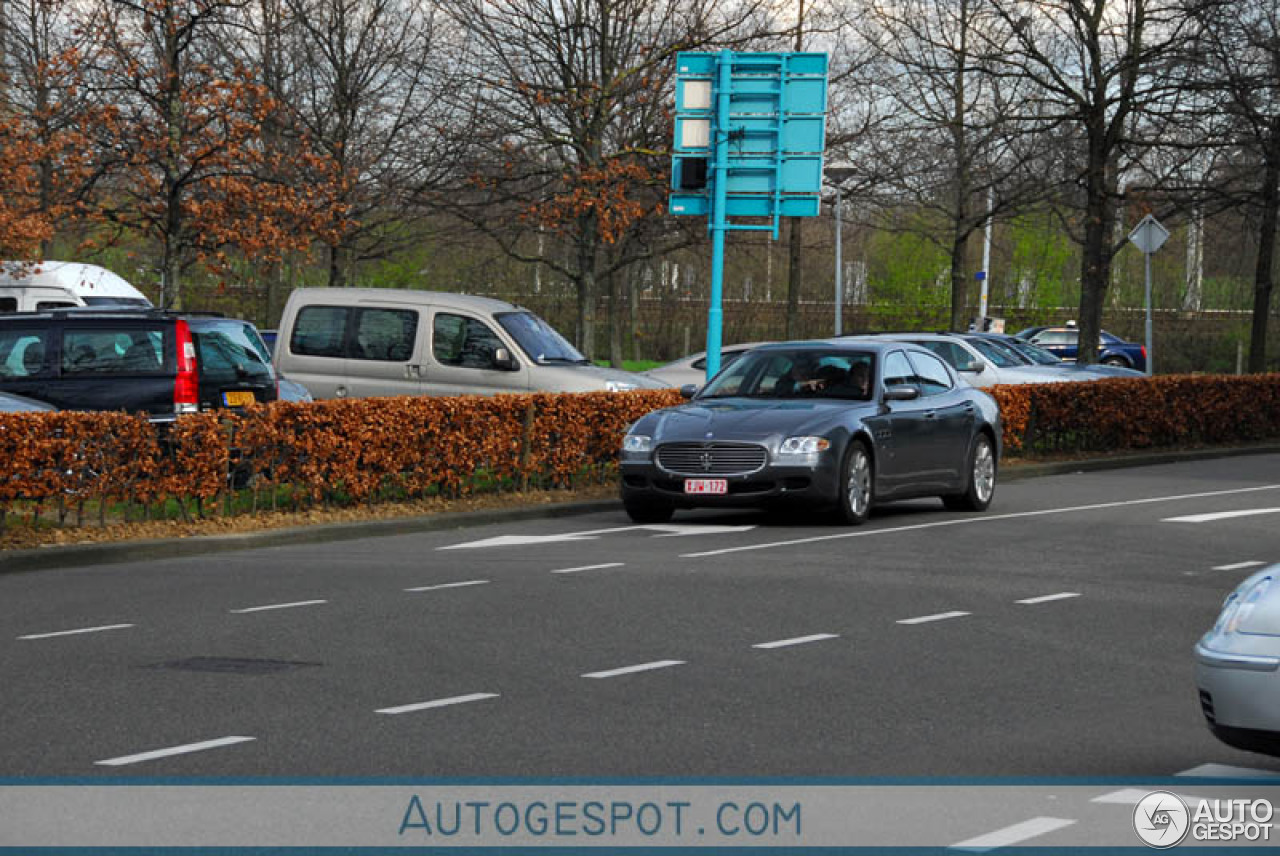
[1134,791,1191,848]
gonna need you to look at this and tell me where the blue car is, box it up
[1015,325,1147,372]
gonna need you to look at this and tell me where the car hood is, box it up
[996,366,1083,384]
[534,363,672,391]
[642,398,869,443]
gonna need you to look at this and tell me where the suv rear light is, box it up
[174,319,199,414]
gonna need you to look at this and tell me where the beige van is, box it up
[273,288,669,398]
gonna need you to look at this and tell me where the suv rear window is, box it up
[62,327,168,375]
[189,320,274,382]
[0,328,53,377]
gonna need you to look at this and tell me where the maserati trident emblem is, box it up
[700,450,714,472]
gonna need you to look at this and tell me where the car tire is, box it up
[623,496,675,524]
[1101,356,1129,367]
[836,439,874,525]
[944,433,996,512]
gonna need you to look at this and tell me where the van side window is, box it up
[291,306,348,357]
[0,330,51,378]
[433,313,505,370]
[0,298,16,313]
[352,308,417,362]
[36,301,77,311]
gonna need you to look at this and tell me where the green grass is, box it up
[594,359,662,372]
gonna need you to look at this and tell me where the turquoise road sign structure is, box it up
[669,50,829,380]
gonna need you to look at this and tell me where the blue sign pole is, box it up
[705,49,732,382]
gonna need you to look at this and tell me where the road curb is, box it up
[3,444,1278,574]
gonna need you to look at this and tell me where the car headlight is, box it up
[1214,575,1273,635]
[622,434,652,453]
[606,380,638,392]
[778,436,831,455]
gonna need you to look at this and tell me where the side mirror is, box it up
[883,385,920,402]
[958,358,986,373]
[492,347,519,372]
[679,383,699,399]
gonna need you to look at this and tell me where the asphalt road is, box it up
[3,453,1280,780]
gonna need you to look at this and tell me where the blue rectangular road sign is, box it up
[669,50,829,381]
[670,51,828,236]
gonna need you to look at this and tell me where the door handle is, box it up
[924,410,937,419]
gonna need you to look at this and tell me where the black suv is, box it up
[0,309,277,421]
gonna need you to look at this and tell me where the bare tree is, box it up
[1189,0,1280,371]
[842,0,1045,332]
[269,0,454,287]
[976,0,1200,363]
[431,0,772,359]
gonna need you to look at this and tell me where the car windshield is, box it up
[1007,340,1063,365]
[698,349,875,401]
[967,338,1024,368]
[496,311,587,365]
[192,321,274,381]
[974,338,1032,366]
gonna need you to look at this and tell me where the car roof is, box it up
[0,308,231,322]
[287,287,522,314]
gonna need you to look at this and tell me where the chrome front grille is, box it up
[656,442,767,476]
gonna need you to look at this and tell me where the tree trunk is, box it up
[785,218,803,338]
[948,231,970,332]
[328,244,346,288]
[606,269,623,367]
[1250,142,1280,373]
[1075,138,1117,366]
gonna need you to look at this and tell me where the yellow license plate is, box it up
[223,391,256,406]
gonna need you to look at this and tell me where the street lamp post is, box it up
[825,164,857,337]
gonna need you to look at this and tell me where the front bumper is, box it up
[1195,640,1280,753]
[620,455,842,508]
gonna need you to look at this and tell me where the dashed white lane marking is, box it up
[753,633,839,649]
[18,623,134,641]
[1212,561,1267,572]
[376,693,500,716]
[551,563,625,575]
[949,816,1075,851]
[95,736,255,767]
[897,611,970,625]
[1177,763,1280,779]
[582,660,685,679]
[229,599,328,614]
[1091,788,1216,805]
[680,484,1280,558]
[1015,592,1080,605]
[405,580,490,592]
[1164,508,1280,524]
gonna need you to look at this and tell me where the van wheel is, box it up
[623,496,675,524]
[836,440,873,525]
[943,434,996,512]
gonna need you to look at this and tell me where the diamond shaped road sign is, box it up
[1128,214,1169,254]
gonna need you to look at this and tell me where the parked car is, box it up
[0,390,56,412]
[969,333,1145,379]
[1196,564,1280,756]
[620,340,1001,524]
[1015,324,1148,371]
[0,260,151,313]
[641,341,773,388]
[0,308,277,421]
[274,288,669,399]
[851,332,1076,387]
